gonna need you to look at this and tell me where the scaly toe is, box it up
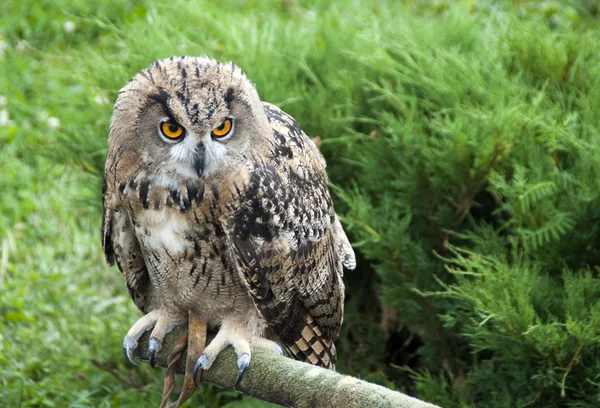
[274,344,283,355]
[234,353,251,389]
[123,337,139,367]
[198,354,213,370]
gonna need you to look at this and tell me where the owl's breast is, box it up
[133,208,197,300]
[131,204,251,322]
[134,209,191,253]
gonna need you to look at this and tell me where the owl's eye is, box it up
[159,120,185,141]
[211,119,233,139]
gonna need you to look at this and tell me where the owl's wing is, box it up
[102,178,153,313]
[224,103,355,369]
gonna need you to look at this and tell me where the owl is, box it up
[101,56,355,384]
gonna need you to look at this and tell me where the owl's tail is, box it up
[286,314,336,370]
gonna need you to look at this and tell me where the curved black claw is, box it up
[123,339,139,367]
[148,350,156,367]
[148,337,160,368]
[234,353,251,390]
[193,355,209,389]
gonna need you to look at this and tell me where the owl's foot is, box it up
[123,309,183,367]
[192,323,282,389]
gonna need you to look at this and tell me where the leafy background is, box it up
[2,0,600,406]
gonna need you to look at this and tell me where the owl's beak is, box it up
[193,143,206,177]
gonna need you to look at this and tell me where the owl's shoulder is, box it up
[262,102,326,172]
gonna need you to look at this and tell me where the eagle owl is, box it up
[101,56,355,383]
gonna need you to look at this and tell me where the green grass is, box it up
[2,0,600,406]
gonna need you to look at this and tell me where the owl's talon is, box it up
[193,354,211,388]
[123,338,139,367]
[122,309,183,368]
[192,363,201,389]
[274,344,283,355]
[148,336,161,368]
[234,353,251,389]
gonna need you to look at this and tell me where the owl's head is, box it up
[109,56,269,181]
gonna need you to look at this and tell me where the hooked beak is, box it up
[193,143,206,177]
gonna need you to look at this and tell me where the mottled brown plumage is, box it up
[102,56,355,378]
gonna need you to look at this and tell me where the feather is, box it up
[224,103,353,369]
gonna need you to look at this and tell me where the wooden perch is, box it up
[133,327,440,408]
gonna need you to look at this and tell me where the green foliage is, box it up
[3,0,600,407]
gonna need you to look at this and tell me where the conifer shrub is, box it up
[335,4,600,407]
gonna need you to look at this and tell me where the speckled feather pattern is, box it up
[102,56,355,369]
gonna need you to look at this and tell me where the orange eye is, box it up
[211,119,233,138]
[160,120,185,140]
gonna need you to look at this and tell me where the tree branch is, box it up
[133,327,441,408]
